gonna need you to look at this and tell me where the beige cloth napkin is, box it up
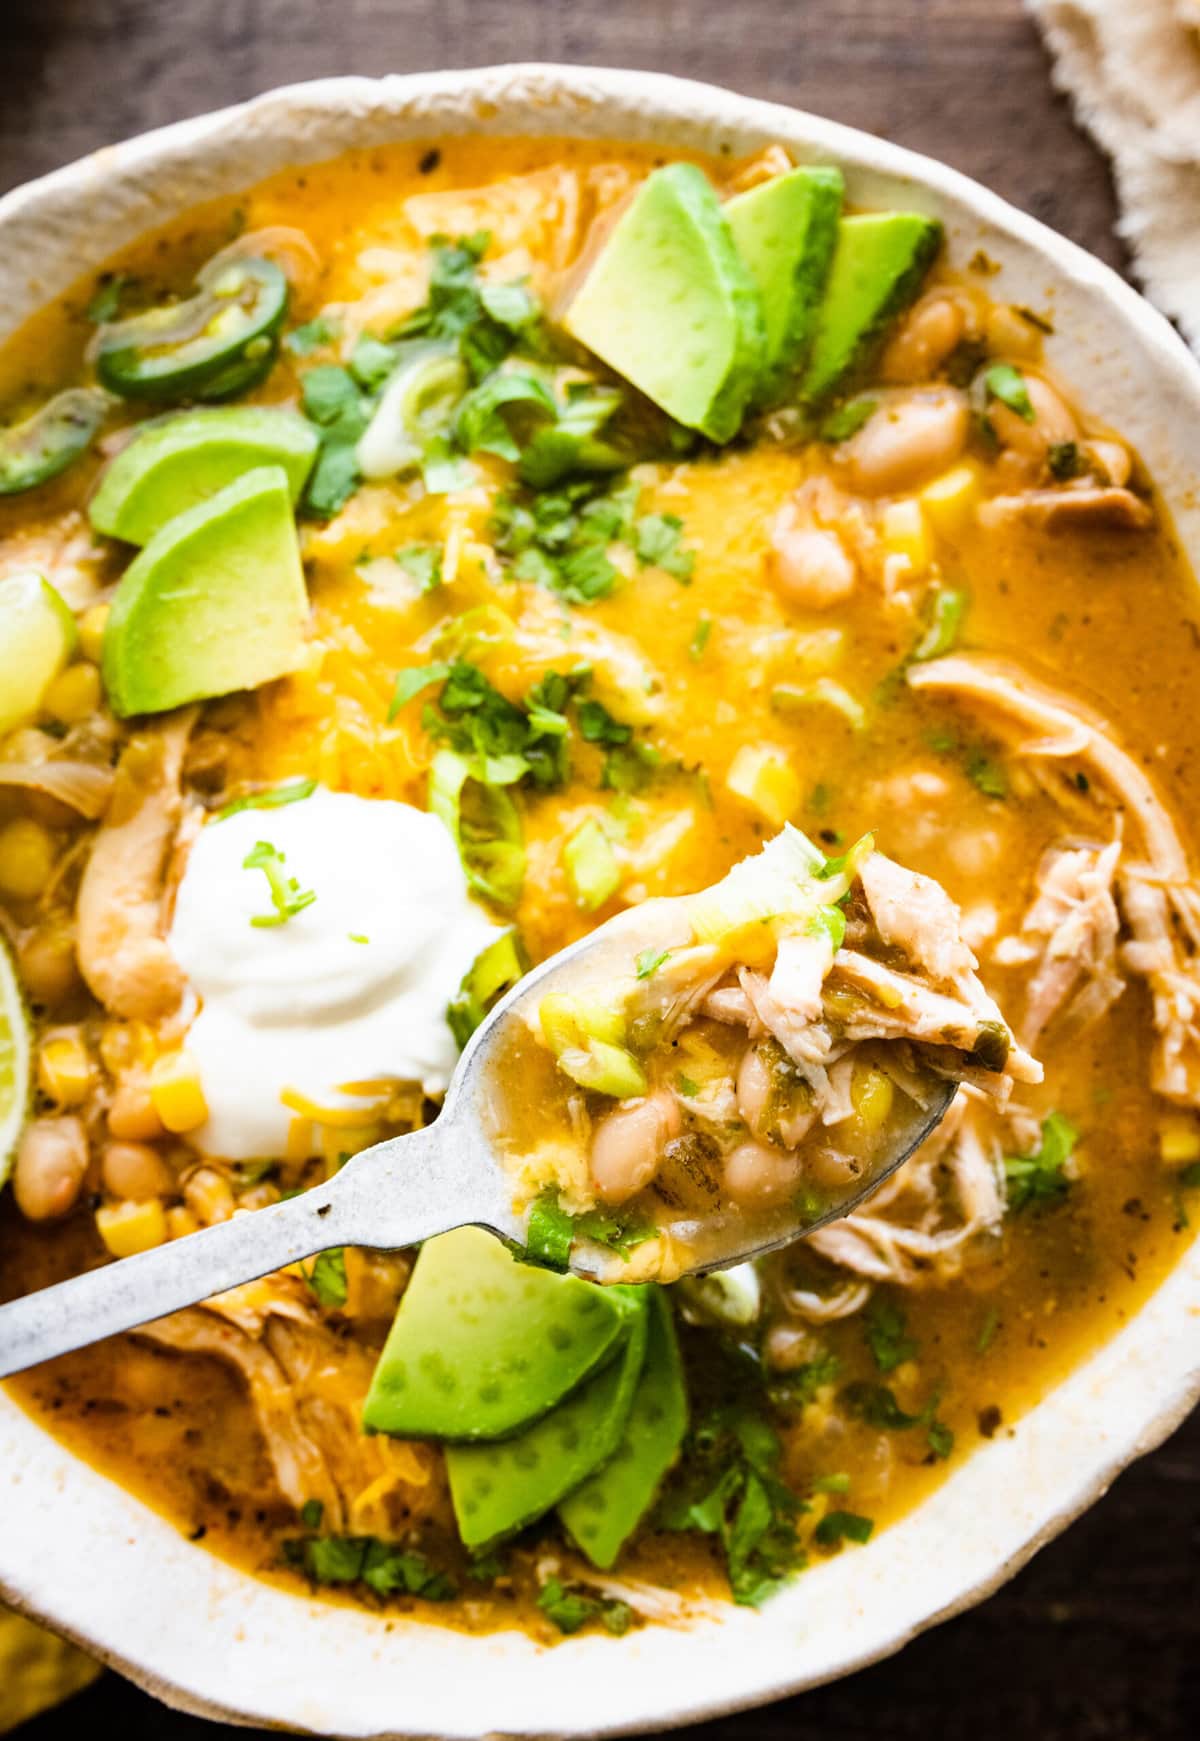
[1027,0,1200,349]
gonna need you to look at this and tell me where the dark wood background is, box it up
[2,2,1196,1737]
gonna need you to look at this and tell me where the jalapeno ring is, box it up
[0,388,109,496]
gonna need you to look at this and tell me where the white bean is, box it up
[880,296,966,383]
[724,1139,803,1207]
[770,518,858,610]
[14,1117,89,1221]
[843,390,968,495]
[590,1091,681,1206]
[102,1141,174,1200]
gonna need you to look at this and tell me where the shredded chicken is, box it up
[805,1086,1008,1285]
[909,654,1200,1106]
[993,841,1125,1045]
[75,711,195,1021]
[858,852,977,984]
[977,487,1153,532]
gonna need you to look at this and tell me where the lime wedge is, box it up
[0,569,77,737]
[0,935,32,1189]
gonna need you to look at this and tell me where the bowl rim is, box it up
[2,61,1199,1741]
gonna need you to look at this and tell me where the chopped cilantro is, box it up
[811,1471,851,1495]
[299,1498,324,1530]
[636,946,670,979]
[285,314,339,356]
[658,1398,807,1607]
[577,697,632,748]
[525,1193,575,1270]
[455,371,557,461]
[286,1532,455,1601]
[303,1248,347,1310]
[243,839,317,928]
[843,1381,954,1460]
[537,1578,632,1637]
[814,1509,874,1548]
[217,777,317,819]
[602,741,662,794]
[984,362,1035,422]
[396,232,539,383]
[864,1298,918,1375]
[1004,1111,1078,1211]
[634,512,695,581]
[689,616,713,661]
[393,542,443,593]
[1047,439,1084,480]
[767,1351,840,1412]
[965,749,1008,799]
[976,1306,1000,1354]
[348,333,397,390]
[388,662,453,720]
[420,434,473,495]
[676,1074,700,1097]
[299,364,370,518]
[492,476,640,605]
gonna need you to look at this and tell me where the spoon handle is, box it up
[0,1127,456,1380]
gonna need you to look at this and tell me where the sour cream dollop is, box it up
[168,788,501,1160]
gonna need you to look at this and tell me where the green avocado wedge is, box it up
[562,163,766,443]
[362,1226,635,1442]
[725,165,844,405]
[90,408,319,545]
[447,1289,650,1552]
[559,1290,688,1569]
[802,211,943,406]
[101,464,308,718]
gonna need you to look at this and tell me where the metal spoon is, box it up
[0,909,956,1380]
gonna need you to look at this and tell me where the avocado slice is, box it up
[447,1289,650,1551]
[101,464,308,718]
[558,1290,688,1569]
[802,211,944,405]
[90,407,319,546]
[362,1226,634,1442]
[562,163,766,443]
[725,165,844,404]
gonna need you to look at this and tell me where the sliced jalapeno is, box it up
[94,255,289,402]
[0,388,109,496]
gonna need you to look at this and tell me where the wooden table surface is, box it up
[2,2,1196,1738]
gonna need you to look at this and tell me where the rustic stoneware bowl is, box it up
[1,63,1199,1740]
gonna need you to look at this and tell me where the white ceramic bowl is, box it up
[2,63,1199,1739]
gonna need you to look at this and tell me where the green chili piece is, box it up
[0,388,108,496]
[95,255,289,402]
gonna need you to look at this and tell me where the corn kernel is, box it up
[149,1050,209,1134]
[725,744,802,828]
[0,817,56,901]
[851,1064,895,1130]
[77,604,110,665]
[880,499,930,576]
[41,661,102,726]
[1158,1112,1200,1166]
[920,464,982,540]
[37,1029,93,1107]
[183,1166,235,1225]
[96,1198,168,1258]
[166,1206,199,1241]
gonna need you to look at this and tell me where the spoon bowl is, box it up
[0,906,959,1381]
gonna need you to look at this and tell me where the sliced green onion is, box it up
[217,777,317,820]
[770,677,866,731]
[983,363,1034,423]
[357,342,469,480]
[447,928,528,1048]
[429,748,525,908]
[911,585,968,662]
[562,818,620,912]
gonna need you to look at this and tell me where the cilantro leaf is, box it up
[536,1578,632,1637]
[636,946,670,979]
[864,1298,918,1375]
[243,839,317,928]
[984,362,1035,422]
[303,1248,347,1310]
[455,371,556,462]
[299,364,370,518]
[634,512,695,581]
[286,1532,455,1601]
[525,1193,575,1270]
[388,662,452,720]
[393,543,443,593]
[285,313,339,356]
[1004,1111,1078,1212]
[814,1509,874,1548]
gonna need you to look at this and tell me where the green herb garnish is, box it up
[634,512,695,582]
[864,1299,918,1375]
[536,1578,633,1637]
[814,1509,874,1548]
[636,946,670,979]
[1004,1111,1078,1211]
[984,362,1035,422]
[243,839,317,927]
[303,1248,348,1309]
[217,777,317,819]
